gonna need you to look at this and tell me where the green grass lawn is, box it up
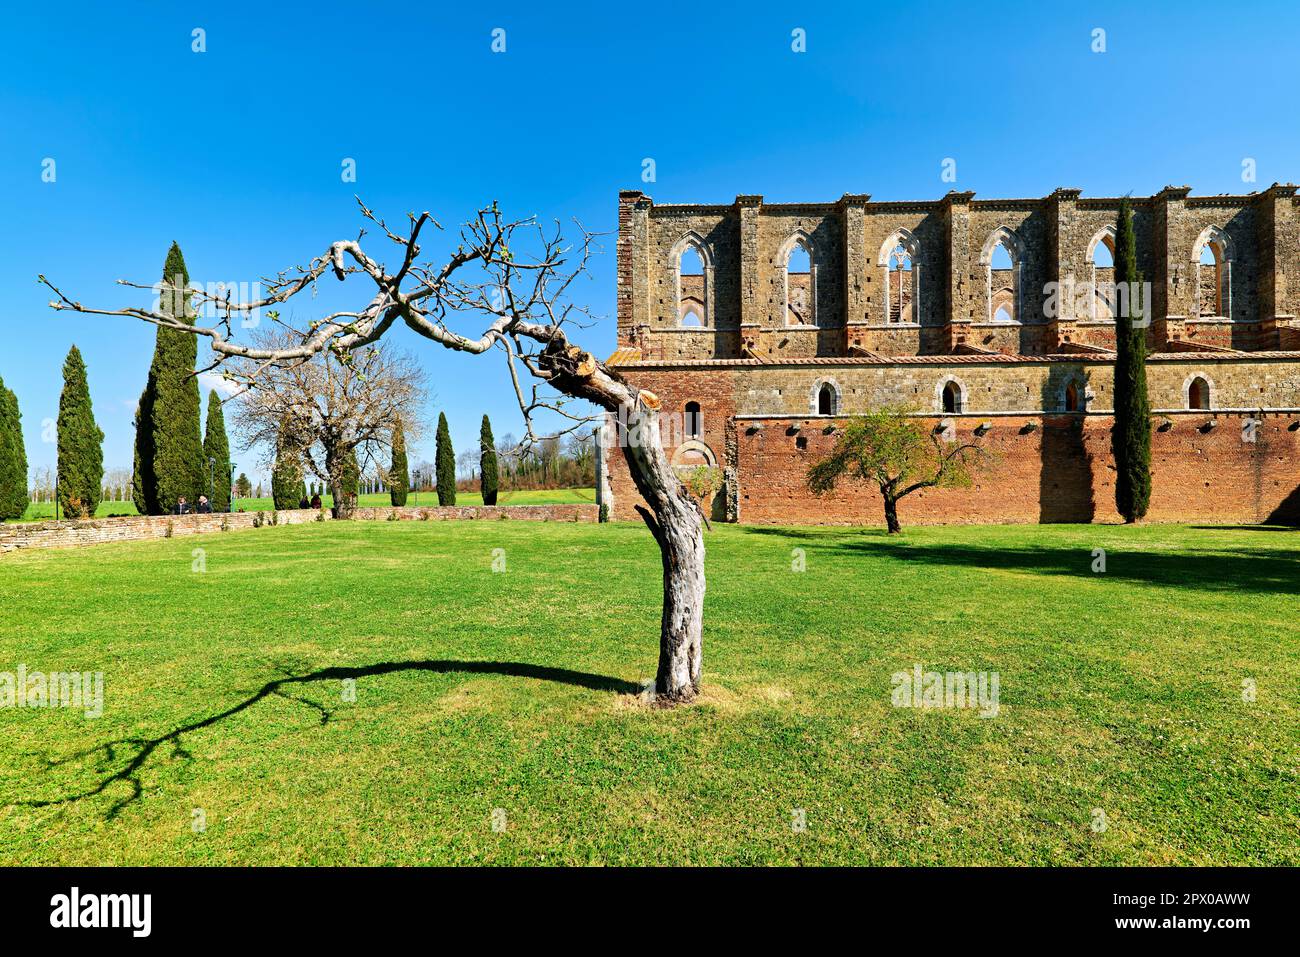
[0,520,1295,865]
[18,487,595,521]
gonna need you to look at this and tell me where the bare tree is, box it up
[230,330,428,516]
[41,200,707,704]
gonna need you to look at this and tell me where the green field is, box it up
[18,487,595,521]
[0,521,1295,865]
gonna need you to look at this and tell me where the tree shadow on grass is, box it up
[823,538,1299,597]
[15,660,640,820]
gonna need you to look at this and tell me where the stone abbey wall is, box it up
[617,185,1300,361]
[602,185,1300,526]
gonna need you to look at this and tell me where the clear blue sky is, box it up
[2,0,1294,483]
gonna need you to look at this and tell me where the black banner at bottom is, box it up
[0,866,1288,942]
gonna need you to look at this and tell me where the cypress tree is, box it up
[0,377,27,521]
[389,419,409,506]
[340,447,360,499]
[236,472,251,499]
[1111,197,1152,522]
[270,418,304,510]
[134,242,204,514]
[479,414,498,506]
[56,346,104,519]
[435,412,456,505]
[202,390,231,512]
[131,398,151,514]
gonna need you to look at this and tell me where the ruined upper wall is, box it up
[616,185,1300,361]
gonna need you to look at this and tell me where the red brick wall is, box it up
[608,410,1300,527]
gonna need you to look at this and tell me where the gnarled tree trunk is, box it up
[882,494,902,534]
[542,345,705,704]
[626,426,705,703]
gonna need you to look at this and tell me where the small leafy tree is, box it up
[56,346,105,519]
[807,407,985,533]
[389,419,409,506]
[480,414,498,506]
[235,472,252,498]
[680,465,722,528]
[435,412,455,505]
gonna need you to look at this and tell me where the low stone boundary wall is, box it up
[0,504,599,554]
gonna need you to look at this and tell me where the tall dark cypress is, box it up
[0,376,27,521]
[56,346,104,519]
[479,414,498,506]
[271,418,304,510]
[202,390,231,512]
[1111,197,1152,522]
[389,419,409,506]
[435,412,456,505]
[135,242,204,513]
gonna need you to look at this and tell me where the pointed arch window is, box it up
[1187,375,1211,410]
[810,378,840,416]
[780,232,817,326]
[1087,227,1116,321]
[878,229,921,324]
[980,227,1026,323]
[672,233,713,327]
[937,377,966,414]
[1192,227,1233,320]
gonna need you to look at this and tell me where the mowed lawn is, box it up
[0,520,1296,865]
[19,487,596,521]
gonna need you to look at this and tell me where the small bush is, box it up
[164,521,174,538]
[599,503,609,523]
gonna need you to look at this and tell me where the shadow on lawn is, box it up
[816,537,1299,596]
[16,660,639,820]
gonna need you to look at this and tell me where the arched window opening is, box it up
[888,243,913,323]
[1193,227,1232,320]
[879,229,922,325]
[941,380,962,414]
[1197,243,1224,318]
[684,401,702,438]
[784,238,815,325]
[981,228,1023,323]
[675,237,709,327]
[1089,229,1116,321]
[1064,382,1080,412]
[817,383,835,416]
[1188,376,1211,411]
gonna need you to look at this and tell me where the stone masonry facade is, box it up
[599,186,1300,525]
